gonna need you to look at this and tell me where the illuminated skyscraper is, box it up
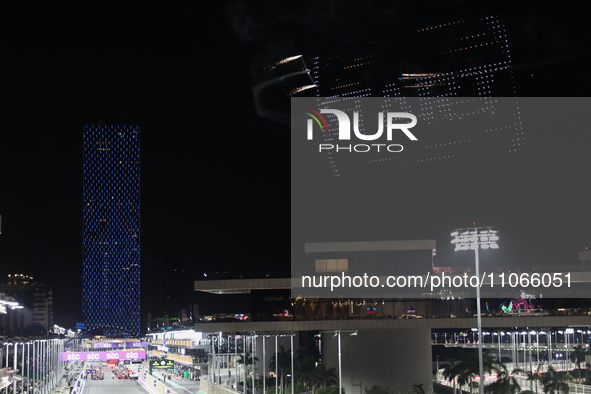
[82,125,141,337]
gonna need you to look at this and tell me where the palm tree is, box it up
[442,358,461,394]
[485,364,524,394]
[238,352,259,390]
[526,363,544,393]
[238,352,259,365]
[412,384,425,394]
[312,363,338,389]
[538,364,574,394]
[295,352,317,389]
[270,345,292,394]
[569,344,588,383]
[457,349,502,394]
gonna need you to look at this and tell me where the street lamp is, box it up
[436,355,440,377]
[320,330,357,394]
[451,226,499,394]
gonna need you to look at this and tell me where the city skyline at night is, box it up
[0,2,590,392]
[0,1,589,322]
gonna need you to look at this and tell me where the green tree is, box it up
[238,351,259,365]
[295,351,317,389]
[316,386,342,394]
[442,358,462,394]
[238,351,259,388]
[525,363,544,393]
[569,344,588,384]
[456,349,501,394]
[411,384,424,394]
[364,387,413,394]
[538,364,574,394]
[389,388,414,394]
[312,363,338,389]
[364,386,390,394]
[286,383,307,394]
[484,365,523,394]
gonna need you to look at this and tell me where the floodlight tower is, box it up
[451,227,499,394]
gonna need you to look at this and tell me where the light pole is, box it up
[338,331,341,394]
[13,342,17,394]
[565,328,574,370]
[537,332,542,364]
[262,336,266,394]
[27,342,31,389]
[275,335,278,394]
[495,332,502,362]
[319,330,357,394]
[521,331,527,374]
[436,355,440,378]
[352,381,362,394]
[211,335,215,383]
[451,226,499,394]
[548,331,552,367]
[529,331,534,374]
[5,343,11,369]
[291,334,294,394]
[21,342,25,394]
[557,331,564,370]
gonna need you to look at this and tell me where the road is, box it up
[81,363,146,394]
[151,370,201,394]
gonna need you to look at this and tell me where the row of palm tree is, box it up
[568,344,588,384]
[526,364,573,394]
[442,349,512,394]
[238,345,338,393]
[271,346,339,393]
[442,349,576,394]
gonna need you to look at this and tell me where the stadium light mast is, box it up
[451,226,499,394]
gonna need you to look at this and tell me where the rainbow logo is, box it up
[303,107,329,133]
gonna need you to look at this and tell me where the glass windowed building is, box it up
[83,125,141,337]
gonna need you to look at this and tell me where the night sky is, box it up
[2,1,591,318]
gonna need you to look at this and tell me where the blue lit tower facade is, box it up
[83,125,141,337]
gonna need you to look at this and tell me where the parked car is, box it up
[398,314,424,319]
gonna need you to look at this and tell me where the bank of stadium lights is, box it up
[451,228,499,251]
[450,226,499,394]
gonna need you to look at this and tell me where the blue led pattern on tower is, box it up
[83,125,140,337]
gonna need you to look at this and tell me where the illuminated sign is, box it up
[93,342,147,349]
[149,360,175,373]
[59,350,145,361]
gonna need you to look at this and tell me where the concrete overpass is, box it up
[193,277,591,392]
[192,315,591,332]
